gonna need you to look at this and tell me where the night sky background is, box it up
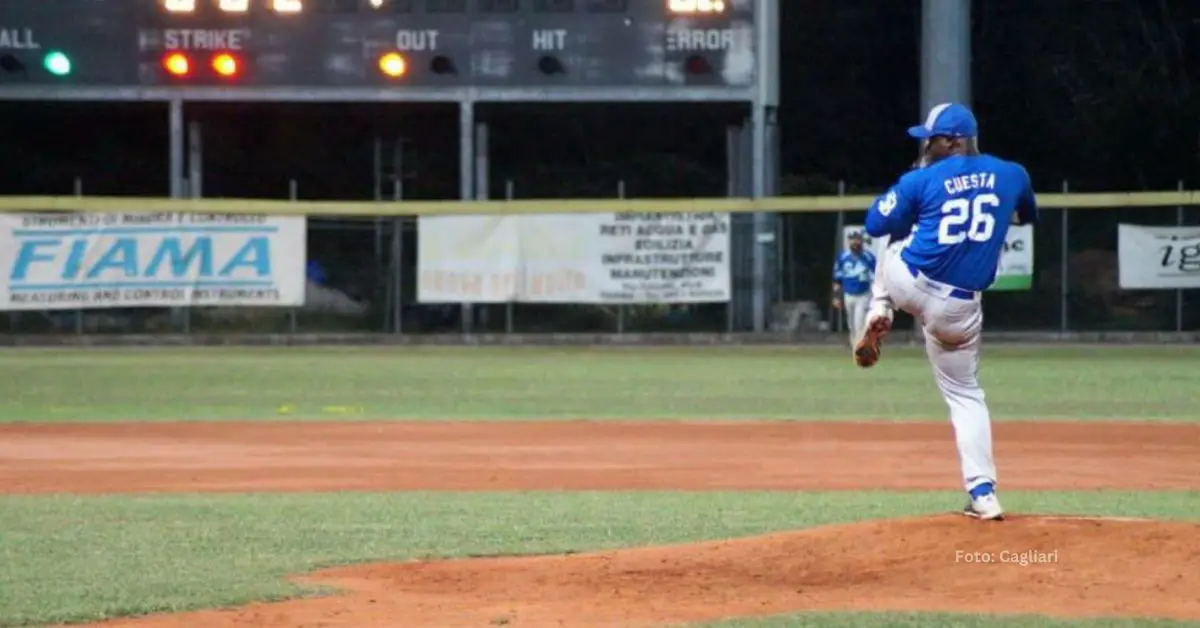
[0,0,1197,331]
[3,0,1196,199]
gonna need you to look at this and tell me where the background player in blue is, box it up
[831,232,876,347]
[854,102,1039,521]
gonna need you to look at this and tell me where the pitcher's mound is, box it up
[98,514,1200,627]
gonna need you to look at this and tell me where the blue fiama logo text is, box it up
[9,236,272,282]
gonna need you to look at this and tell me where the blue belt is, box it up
[904,261,978,301]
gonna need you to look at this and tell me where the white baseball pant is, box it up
[843,293,870,345]
[870,241,997,493]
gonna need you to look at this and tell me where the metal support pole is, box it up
[179,117,203,333]
[920,0,972,112]
[288,179,299,334]
[458,101,475,335]
[1060,180,1069,333]
[187,120,203,198]
[474,123,489,201]
[392,172,404,335]
[74,177,84,335]
[750,106,775,333]
[768,109,784,308]
[1176,179,1185,333]
[831,180,846,334]
[617,179,626,334]
[372,136,384,260]
[168,99,187,334]
[750,0,780,334]
[169,100,185,199]
[474,121,490,332]
[724,124,741,333]
[504,179,515,334]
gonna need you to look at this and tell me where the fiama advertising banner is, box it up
[0,212,306,310]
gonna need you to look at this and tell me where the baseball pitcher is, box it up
[853,102,1039,521]
[831,232,876,346]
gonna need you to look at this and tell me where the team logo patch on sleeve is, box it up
[878,191,897,216]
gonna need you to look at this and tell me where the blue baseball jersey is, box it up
[833,250,876,296]
[864,154,1038,292]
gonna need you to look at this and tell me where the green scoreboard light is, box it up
[0,27,73,81]
[42,51,72,76]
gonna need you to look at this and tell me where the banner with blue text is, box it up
[0,213,306,310]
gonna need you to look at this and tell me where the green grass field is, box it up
[1,346,1196,422]
[1,346,1197,628]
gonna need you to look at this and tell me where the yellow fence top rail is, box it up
[0,190,1195,217]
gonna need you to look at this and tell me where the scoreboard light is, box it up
[378,52,407,77]
[270,0,304,13]
[218,0,250,12]
[0,54,24,75]
[430,55,457,75]
[211,53,240,77]
[163,52,191,76]
[537,55,565,75]
[684,54,712,74]
[163,0,195,13]
[667,0,726,14]
[42,51,72,76]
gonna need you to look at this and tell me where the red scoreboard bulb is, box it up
[163,52,190,76]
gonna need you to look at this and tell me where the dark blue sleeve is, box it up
[865,174,919,239]
[1014,165,1039,226]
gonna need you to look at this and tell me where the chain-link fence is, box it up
[1,179,1195,336]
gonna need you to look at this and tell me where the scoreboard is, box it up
[0,0,779,333]
[0,0,774,102]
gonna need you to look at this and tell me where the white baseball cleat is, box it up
[853,305,893,368]
[962,484,1005,521]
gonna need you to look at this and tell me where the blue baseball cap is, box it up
[907,102,978,139]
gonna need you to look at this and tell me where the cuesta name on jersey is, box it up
[943,172,995,195]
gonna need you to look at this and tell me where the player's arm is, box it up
[1012,165,1039,226]
[865,175,919,241]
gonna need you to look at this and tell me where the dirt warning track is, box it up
[5,420,1199,628]
[3,420,1199,493]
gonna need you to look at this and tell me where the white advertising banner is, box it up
[418,212,731,304]
[0,212,306,310]
[1118,224,1200,289]
[842,223,1033,291]
[992,224,1035,291]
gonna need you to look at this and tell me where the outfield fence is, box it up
[0,182,1197,338]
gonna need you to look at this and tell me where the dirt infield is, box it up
[5,421,1200,493]
[3,421,1199,627]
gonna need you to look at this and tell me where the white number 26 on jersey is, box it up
[937,194,999,245]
